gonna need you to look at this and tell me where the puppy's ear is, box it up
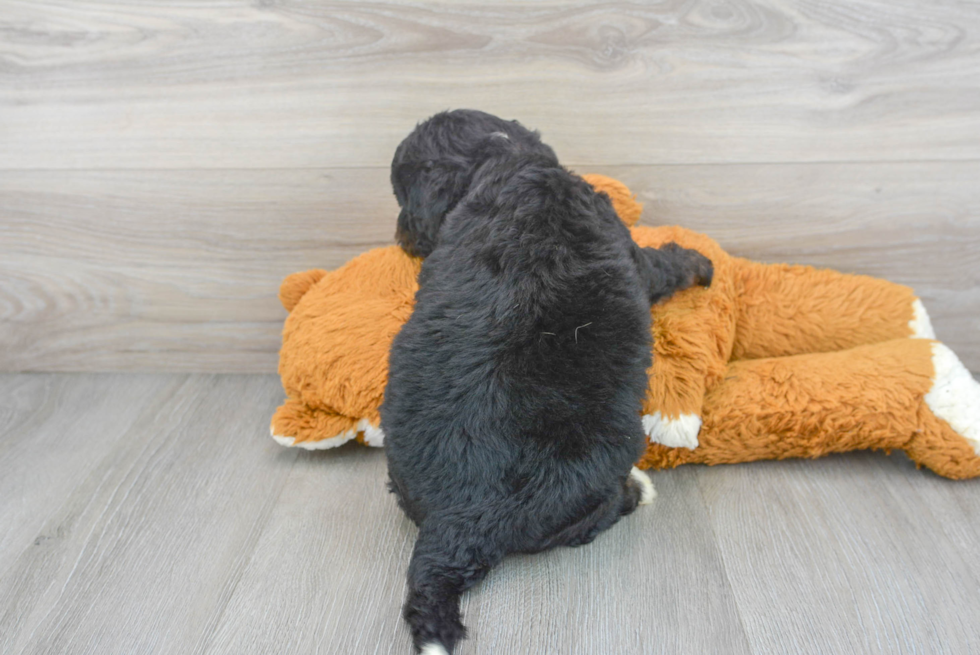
[395,160,470,258]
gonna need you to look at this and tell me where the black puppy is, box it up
[380,110,712,655]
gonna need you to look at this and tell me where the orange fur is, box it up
[271,175,980,478]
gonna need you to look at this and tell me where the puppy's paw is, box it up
[659,242,712,289]
[420,643,450,655]
[630,466,656,505]
[689,251,713,288]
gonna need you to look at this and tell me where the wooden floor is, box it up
[2,371,978,655]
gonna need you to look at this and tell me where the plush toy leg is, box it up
[638,339,980,480]
[632,226,738,451]
[270,399,384,450]
[908,343,980,478]
[731,259,932,360]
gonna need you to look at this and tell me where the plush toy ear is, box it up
[279,269,327,312]
[582,174,643,227]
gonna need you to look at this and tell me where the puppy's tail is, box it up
[404,514,501,654]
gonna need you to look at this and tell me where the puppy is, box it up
[380,110,712,654]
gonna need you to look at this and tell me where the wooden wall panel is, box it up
[1,0,980,169]
[0,168,395,372]
[0,1,977,371]
[2,163,977,372]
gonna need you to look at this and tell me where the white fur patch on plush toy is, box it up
[271,430,350,450]
[926,342,980,455]
[361,421,385,447]
[271,418,384,450]
[642,412,701,449]
[909,299,936,339]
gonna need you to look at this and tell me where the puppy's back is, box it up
[384,164,650,507]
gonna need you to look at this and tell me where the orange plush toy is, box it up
[272,175,980,479]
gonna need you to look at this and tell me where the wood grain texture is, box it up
[457,467,751,655]
[202,440,418,655]
[2,163,976,372]
[205,452,751,655]
[2,0,980,169]
[0,168,396,372]
[0,2,977,371]
[0,374,176,576]
[2,373,978,654]
[0,374,298,655]
[695,453,980,654]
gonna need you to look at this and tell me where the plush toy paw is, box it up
[909,299,937,339]
[271,419,385,450]
[270,399,384,449]
[641,412,701,449]
[926,342,980,455]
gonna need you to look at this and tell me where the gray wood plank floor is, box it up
[2,372,978,655]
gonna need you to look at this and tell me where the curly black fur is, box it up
[381,110,712,654]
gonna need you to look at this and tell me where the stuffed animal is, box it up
[272,175,980,479]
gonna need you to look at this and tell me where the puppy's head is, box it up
[391,109,556,257]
